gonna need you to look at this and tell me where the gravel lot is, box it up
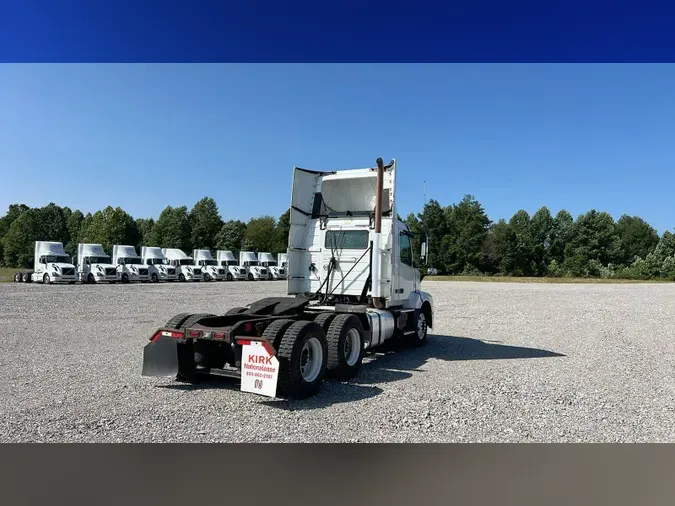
[1,279,674,442]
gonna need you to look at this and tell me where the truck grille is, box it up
[193,269,202,275]
[139,268,148,276]
[168,268,176,275]
[218,269,225,275]
[62,268,75,276]
[279,269,285,274]
[105,268,116,276]
[260,269,267,274]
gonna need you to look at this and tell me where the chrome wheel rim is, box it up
[344,328,361,366]
[417,313,427,340]
[300,337,322,382]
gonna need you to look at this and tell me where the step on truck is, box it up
[216,250,247,281]
[258,252,287,280]
[162,248,203,282]
[30,241,78,284]
[112,245,150,283]
[77,243,118,283]
[141,246,178,282]
[239,251,267,280]
[141,157,434,400]
[193,249,227,281]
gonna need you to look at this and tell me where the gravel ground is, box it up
[1,279,674,442]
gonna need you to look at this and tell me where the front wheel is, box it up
[406,310,429,347]
[151,273,159,283]
[227,273,233,281]
[121,273,129,283]
[247,273,254,281]
[204,273,211,282]
[179,273,186,282]
[43,273,50,284]
[277,321,328,399]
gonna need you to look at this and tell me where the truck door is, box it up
[393,228,416,304]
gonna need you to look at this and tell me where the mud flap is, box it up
[142,336,180,378]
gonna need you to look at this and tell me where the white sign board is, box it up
[240,342,279,398]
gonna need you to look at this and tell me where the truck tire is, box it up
[165,312,193,329]
[22,272,32,283]
[247,273,254,281]
[277,321,328,399]
[325,314,365,380]
[43,273,50,284]
[405,310,429,347]
[87,273,95,284]
[179,273,186,282]
[204,273,211,282]
[14,272,22,282]
[151,273,159,283]
[314,312,338,334]
[261,318,296,349]
[121,273,129,283]
[226,273,233,281]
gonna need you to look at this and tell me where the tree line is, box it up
[404,195,675,280]
[1,194,674,280]
[0,198,290,268]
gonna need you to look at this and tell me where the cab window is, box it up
[399,232,413,267]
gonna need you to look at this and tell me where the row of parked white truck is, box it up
[12,241,288,284]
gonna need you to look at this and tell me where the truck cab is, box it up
[141,246,178,282]
[32,241,77,284]
[77,243,118,284]
[112,245,150,283]
[216,250,247,281]
[162,248,203,282]
[239,251,267,281]
[258,252,286,280]
[193,249,227,281]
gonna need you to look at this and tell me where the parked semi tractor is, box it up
[278,252,288,271]
[77,243,118,283]
[141,247,178,282]
[193,249,227,281]
[216,250,247,281]
[162,248,202,281]
[30,241,77,284]
[142,157,434,400]
[239,251,267,280]
[112,245,150,283]
[258,252,286,280]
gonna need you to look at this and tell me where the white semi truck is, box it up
[192,249,227,281]
[77,243,118,284]
[239,251,267,280]
[162,248,203,282]
[141,246,178,282]
[142,157,434,401]
[31,241,78,284]
[112,245,150,283]
[278,252,288,271]
[216,250,247,281]
[258,252,286,280]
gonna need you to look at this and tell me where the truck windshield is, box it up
[266,261,277,266]
[179,259,192,265]
[325,230,370,250]
[146,258,169,265]
[201,260,217,266]
[44,255,70,263]
[222,260,236,266]
[88,256,110,263]
[122,257,142,265]
[245,261,259,266]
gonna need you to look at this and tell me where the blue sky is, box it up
[1,64,674,233]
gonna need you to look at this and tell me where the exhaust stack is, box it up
[372,157,386,309]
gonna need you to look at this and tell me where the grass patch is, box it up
[425,275,674,284]
[0,267,22,282]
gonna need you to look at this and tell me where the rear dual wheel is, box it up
[325,314,365,380]
[276,321,328,399]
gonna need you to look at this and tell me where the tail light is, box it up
[150,330,184,342]
[213,332,225,339]
[188,330,201,337]
[243,322,254,333]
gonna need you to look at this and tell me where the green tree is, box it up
[418,199,448,272]
[244,216,277,252]
[135,218,155,247]
[215,220,247,252]
[80,206,141,252]
[441,195,491,274]
[482,219,516,274]
[549,209,574,267]
[530,206,554,275]
[151,205,191,251]
[189,197,223,250]
[563,210,622,277]
[65,210,85,256]
[3,209,43,267]
[274,209,291,253]
[505,209,536,276]
[615,215,659,264]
